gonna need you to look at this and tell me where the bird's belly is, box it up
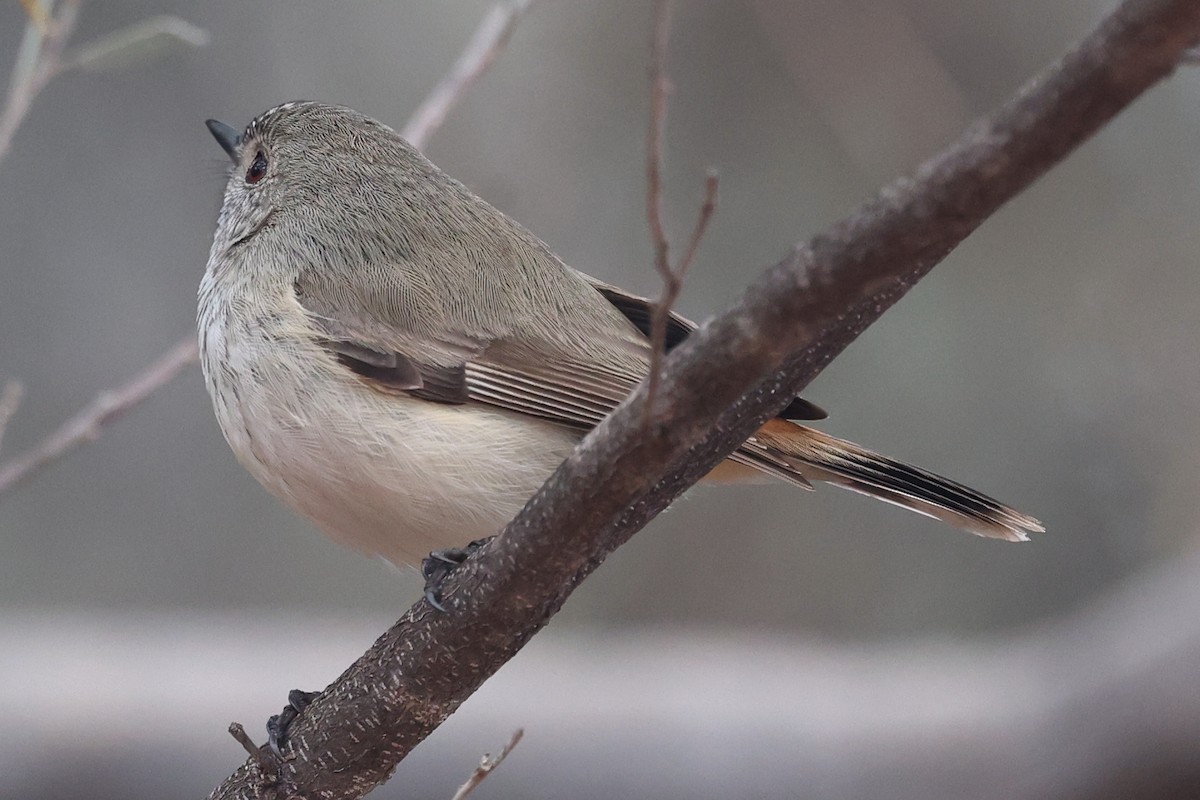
[205,332,581,567]
[280,397,579,566]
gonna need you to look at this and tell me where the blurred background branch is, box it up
[0,0,208,496]
[0,0,80,164]
[1,2,208,163]
[401,0,539,151]
[0,338,195,494]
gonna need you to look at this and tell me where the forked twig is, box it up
[449,729,524,800]
[0,0,82,165]
[643,0,718,420]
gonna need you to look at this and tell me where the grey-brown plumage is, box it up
[199,102,1042,568]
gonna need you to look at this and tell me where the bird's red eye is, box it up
[245,152,268,184]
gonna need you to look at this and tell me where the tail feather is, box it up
[740,419,1043,542]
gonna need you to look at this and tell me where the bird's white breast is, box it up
[198,270,580,568]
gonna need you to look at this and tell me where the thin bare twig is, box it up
[643,0,674,420]
[59,15,211,73]
[0,0,537,500]
[644,0,673,273]
[0,0,82,165]
[676,171,719,277]
[227,723,280,799]
[643,0,718,420]
[402,0,539,150]
[0,338,198,495]
[227,722,258,759]
[449,729,524,800]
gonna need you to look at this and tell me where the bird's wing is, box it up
[580,275,827,421]
[293,262,822,489]
[293,262,644,431]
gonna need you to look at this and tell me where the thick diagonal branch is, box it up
[207,1,1200,798]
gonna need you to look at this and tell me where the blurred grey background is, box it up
[2,1,1199,798]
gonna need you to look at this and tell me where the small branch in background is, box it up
[0,381,25,454]
[60,15,210,73]
[18,0,53,32]
[0,2,209,497]
[0,338,198,496]
[402,0,539,150]
[0,0,82,165]
[2,4,209,167]
[449,729,524,800]
[0,0,535,502]
[643,0,718,421]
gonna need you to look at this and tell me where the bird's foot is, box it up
[421,537,493,611]
[266,688,320,757]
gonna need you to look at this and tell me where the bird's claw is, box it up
[266,689,320,757]
[421,537,492,611]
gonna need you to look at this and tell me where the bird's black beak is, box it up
[205,119,240,163]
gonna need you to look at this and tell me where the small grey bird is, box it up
[199,101,1042,571]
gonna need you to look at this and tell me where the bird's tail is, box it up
[732,418,1043,542]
